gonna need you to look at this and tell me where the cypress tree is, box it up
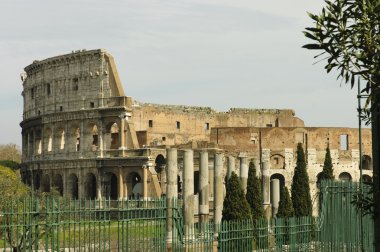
[319,145,334,181]
[222,172,251,221]
[246,160,264,220]
[277,186,294,218]
[291,143,312,217]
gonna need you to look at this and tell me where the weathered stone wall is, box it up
[132,103,305,147]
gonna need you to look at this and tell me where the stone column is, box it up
[240,156,249,193]
[96,173,102,201]
[199,150,209,226]
[161,165,167,195]
[262,161,272,219]
[166,148,178,248]
[98,120,104,157]
[118,168,124,200]
[254,159,261,178]
[123,180,128,200]
[119,115,126,149]
[214,153,224,238]
[183,149,194,238]
[227,155,235,180]
[270,179,280,218]
[143,165,148,199]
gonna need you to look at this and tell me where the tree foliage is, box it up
[319,145,334,183]
[246,160,264,220]
[277,186,294,218]
[303,0,380,120]
[291,143,313,217]
[0,144,21,163]
[222,172,251,221]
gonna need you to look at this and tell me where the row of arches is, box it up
[32,171,143,200]
[269,154,373,171]
[270,172,373,191]
[23,120,125,157]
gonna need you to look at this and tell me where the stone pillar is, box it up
[80,121,84,155]
[254,159,261,178]
[118,168,124,200]
[98,120,104,157]
[96,173,102,202]
[143,165,148,199]
[199,150,209,226]
[183,149,194,238]
[227,155,235,180]
[240,156,249,193]
[262,161,271,219]
[166,148,178,248]
[161,165,167,195]
[119,115,126,149]
[270,179,280,217]
[214,153,224,238]
[123,180,128,200]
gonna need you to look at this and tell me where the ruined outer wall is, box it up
[132,103,305,147]
[22,49,124,120]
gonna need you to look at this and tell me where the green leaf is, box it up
[302,44,322,50]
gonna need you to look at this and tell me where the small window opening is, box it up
[60,106,63,111]
[148,120,153,128]
[92,135,98,147]
[205,122,209,130]
[340,134,349,150]
[176,121,181,129]
[47,84,51,96]
[76,137,80,152]
[251,139,256,144]
[38,110,41,115]
[266,124,272,127]
[274,157,279,165]
[162,136,166,141]
[31,87,35,99]
[90,102,95,108]
[73,78,79,91]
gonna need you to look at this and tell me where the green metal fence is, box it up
[0,180,374,251]
[0,197,167,251]
[218,180,374,252]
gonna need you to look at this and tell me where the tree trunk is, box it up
[372,78,380,251]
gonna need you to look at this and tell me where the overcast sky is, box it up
[0,0,362,146]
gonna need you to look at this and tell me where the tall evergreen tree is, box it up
[291,143,312,217]
[246,160,264,220]
[222,172,251,221]
[319,145,334,182]
[277,186,294,218]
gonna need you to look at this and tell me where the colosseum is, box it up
[20,49,373,213]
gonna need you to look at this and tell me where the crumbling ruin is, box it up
[20,49,373,217]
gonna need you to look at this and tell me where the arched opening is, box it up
[270,173,285,190]
[45,128,53,152]
[41,174,50,193]
[126,172,142,198]
[68,174,79,199]
[110,123,119,149]
[53,174,63,196]
[75,128,80,152]
[362,174,372,183]
[35,130,42,154]
[57,128,65,150]
[84,173,97,199]
[155,154,166,187]
[362,155,372,170]
[34,173,41,190]
[90,124,99,151]
[338,172,352,182]
[103,172,118,200]
[270,154,285,169]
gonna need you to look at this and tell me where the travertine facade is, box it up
[20,49,372,216]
